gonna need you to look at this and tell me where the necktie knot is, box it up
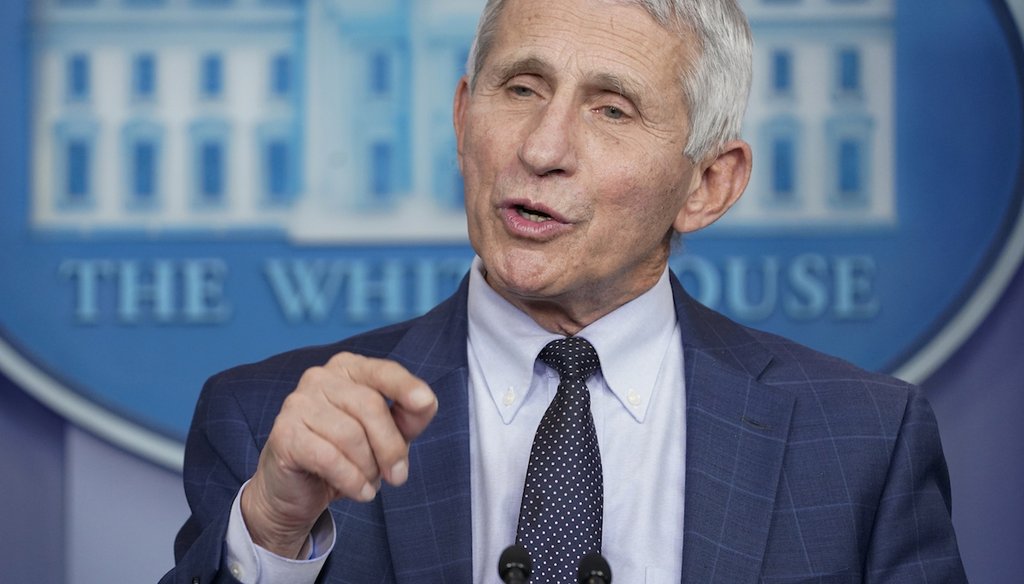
[538,336,601,382]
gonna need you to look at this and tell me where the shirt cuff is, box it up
[223,480,336,584]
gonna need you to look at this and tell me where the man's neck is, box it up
[482,265,667,336]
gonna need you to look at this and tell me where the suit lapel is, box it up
[671,276,796,584]
[378,278,474,583]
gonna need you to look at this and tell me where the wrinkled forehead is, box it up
[484,0,695,82]
[505,0,696,43]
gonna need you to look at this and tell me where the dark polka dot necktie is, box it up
[516,336,603,584]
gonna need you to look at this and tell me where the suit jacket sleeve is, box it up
[864,388,967,582]
[159,371,263,584]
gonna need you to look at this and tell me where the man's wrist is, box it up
[226,482,335,584]
[240,476,319,559]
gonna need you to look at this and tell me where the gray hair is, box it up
[465,0,753,163]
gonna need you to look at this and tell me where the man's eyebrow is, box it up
[489,56,556,83]
[487,56,650,111]
[588,72,649,111]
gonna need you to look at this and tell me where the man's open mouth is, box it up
[515,205,553,223]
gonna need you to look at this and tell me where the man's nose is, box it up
[517,100,578,177]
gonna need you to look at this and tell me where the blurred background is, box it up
[1,0,1022,582]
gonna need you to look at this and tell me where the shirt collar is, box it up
[467,256,678,424]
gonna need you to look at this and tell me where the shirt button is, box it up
[229,563,243,579]
[503,387,516,406]
[627,389,642,407]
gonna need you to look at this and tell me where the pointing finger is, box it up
[328,352,438,438]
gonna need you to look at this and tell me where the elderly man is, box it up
[162,0,967,582]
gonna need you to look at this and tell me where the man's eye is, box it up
[601,106,626,120]
[510,85,534,97]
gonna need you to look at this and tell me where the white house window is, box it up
[826,116,873,207]
[761,117,801,205]
[772,137,796,199]
[371,141,393,201]
[267,141,289,196]
[270,53,291,98]
[122,120,163,208]
[257,122,298,205]
[67,54,90,102]
[67,140,91,201]
[200,54,223,100]
[55,119,98,208]
[838,139,863,197]
[835,47,862,97]
[132,53,157,101]
[771,50,793,97]
[133,141,156,198]
[370,51,391,96]
[200,141,225,200]
[189,120,230,207]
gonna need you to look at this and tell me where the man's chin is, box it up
[482,250,562,289]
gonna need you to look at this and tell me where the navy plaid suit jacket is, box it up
[162,273,967,583]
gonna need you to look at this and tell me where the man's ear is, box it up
[453,76,470,172]
[673,139,752,234]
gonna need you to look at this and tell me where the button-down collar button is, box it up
[503,387,516,406]
[627,389,642,407]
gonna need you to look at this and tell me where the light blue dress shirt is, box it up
[223,257,688,584]
[467,258,686,583]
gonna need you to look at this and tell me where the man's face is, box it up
[455,0,701,329]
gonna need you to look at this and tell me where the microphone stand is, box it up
[577,551,612,584]
[498,544,532,583]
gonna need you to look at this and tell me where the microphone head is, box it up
[498,544,532,580]
[578,551,613,584]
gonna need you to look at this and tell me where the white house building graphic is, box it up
[732,0,895,230]
[30,0,895,241]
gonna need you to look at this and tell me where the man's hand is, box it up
[240,352,438,559]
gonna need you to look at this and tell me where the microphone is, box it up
[577,551,612,584]
[497,544,532,583]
